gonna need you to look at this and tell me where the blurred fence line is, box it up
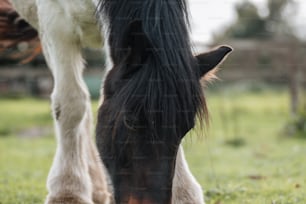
[1,39,305,98]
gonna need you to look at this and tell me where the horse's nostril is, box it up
[128,196,140,204]
[128,196,156,204]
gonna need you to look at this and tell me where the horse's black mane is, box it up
[97,0,207,143]
[96,0,210,202]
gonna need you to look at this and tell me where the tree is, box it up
[216,0,296,40]
[226,1,268,39]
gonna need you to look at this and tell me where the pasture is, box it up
[0,85,305,204]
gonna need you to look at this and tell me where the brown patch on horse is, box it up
[128,196,141,204]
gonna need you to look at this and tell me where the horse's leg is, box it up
[11,0,110,202]
[86,125,113,204]
[172,145,205,204]
[35,1,109,204]
[73,97,112,204]
[40,24,93,204]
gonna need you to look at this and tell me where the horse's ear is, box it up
[121,20,152,65]
[196,46,233,78]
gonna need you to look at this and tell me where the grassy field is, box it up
[0,86,305,204]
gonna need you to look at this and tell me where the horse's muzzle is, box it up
[128,196,170,204]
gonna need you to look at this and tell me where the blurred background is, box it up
[0,0,305,204]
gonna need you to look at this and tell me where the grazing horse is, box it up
[95,1,232,203]
[3,0,232,203]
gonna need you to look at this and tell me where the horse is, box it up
[3,0,232,203]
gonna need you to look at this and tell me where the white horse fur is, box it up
[9,0,205,203]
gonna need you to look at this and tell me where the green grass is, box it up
[184,87,306,204]
[0,137,54,204]
[0,99,52,136]
[0,87,305,204]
